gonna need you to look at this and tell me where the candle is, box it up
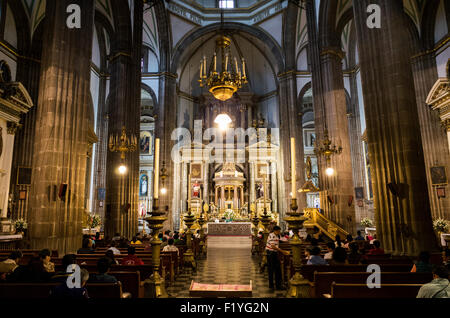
[263,171,267,211]
[203,56,206,77]
[234,57,238,73]
[242,58,246,77]
[291,137,296,199]
[225,54,228,72]
[200,60,203,79]
[214,53,217,72]
[154,138,160,199]
[188,173,191,210]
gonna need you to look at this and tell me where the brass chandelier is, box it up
[198,12,248,101]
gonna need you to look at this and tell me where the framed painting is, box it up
[191,163,202,179]
[140,131,152,155]
[430,166,447,186]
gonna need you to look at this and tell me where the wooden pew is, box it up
[328,283,423,298]
[0,250,58,258]
[108,271,143,298]
[299,264,413,281]
[312,272,432,298]
[0,282,127,298]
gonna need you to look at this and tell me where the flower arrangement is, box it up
[433,218,449,233]
[360,217,374,228]
[14,218,28,233]
[223,209,237,221]
[87,214,102,229]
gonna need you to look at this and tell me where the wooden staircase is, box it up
[303,208,349,240]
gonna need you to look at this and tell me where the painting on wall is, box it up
[140,131,152,155]
[191,163,202,179]
[256,163,269,179]
[140,174,148,197]
[430,166,447,186]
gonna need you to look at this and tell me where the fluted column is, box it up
[105,1,143,238]
[278,72,306,222]
[250,162,255,203]
[353,0,437,255]
[28,0,94,254]
[270,161,278,212]
[203,162,209,203]
[411,53,450,221]
[320,48,356,233]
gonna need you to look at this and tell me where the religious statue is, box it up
[140,175,148,196]
[256,183,264,198]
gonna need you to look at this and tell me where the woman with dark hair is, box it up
[39,249,55,273]
[335,235,342,248]
[105,250,119,265]
[330,247,348,265]
[343,234,354,249]
[411,251,433,273]
[347,242,362,264]
[77,238,95,254]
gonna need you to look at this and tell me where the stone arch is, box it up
[170,22,285,76]
[421,0,443,50]
[141,82,158,112]
[297,81,312,112]
[318,0,340,48]
[7,0,31,54]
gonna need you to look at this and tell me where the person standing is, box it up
[265,225,289,291]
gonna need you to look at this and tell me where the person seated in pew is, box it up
[411,251,433,273]
[0,250,22,277]
[355,230,365,241]
[417,265,450,298]
[130,236,142,245]
[173,233,180,244]
[89,257,117,283]
[443,248,450,270]
[324,242,335,261]
[118,238,130,248]
[161,236,168,249]
[8,254,54,282]
[121,246,144,266]
[112,233,121,241]
[163,238,179,256]
[77,238,96,254]
[50,268,90,299]
[107,241,121,255]
[39,249,55,273]
[366,240,384,255]
[335,235,343,248]
[306,247,328,265]
[329,247,348,265]
[347,242,363,264]
[343,235,354,250]
[164,230,172,240]
[51,254,77,283]
[105,250,119,265]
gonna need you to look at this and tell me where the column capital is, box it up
[320,47,346,61]
[6,121,21,135]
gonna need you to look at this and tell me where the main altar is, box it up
[206,221,252,248]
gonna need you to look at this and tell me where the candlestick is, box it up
[154,138,160,199]
[291,137,296,199]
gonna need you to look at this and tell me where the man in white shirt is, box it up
[324,242,335,260]
[107,241,121,255]
[265,226,290,290]
[162,238,179,256]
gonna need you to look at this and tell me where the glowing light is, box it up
[214,113,232,131]
[325,167,335,176]
[161,187,167,195]
[118,164,127,175]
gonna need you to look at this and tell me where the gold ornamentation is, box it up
[108,126,138,159]
[6,121,20,135]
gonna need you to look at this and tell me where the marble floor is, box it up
[167,247,287,298]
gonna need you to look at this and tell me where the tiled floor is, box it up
[167,247,287,298]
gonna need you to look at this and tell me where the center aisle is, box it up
[167,247,286,298]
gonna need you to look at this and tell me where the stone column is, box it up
[105,1,143,238]
[250,162,256,203]
[28,0,94,253]
[353,0,437,255]
[320,48,356,233]
[215,186,218,206]
[278,72,306,220]
[11,55,41,221]
[156,73,177,229]
[348,71,367,223]
[203,162,209,203]
[411,53,450,221]
[233,186,238,208]
[240,186,244,208]
[221,186,225,209]
[271,161,278,212]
